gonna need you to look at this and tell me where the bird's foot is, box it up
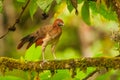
[42,60,48,63]
[40,60,48,68]
[53,56,57,60]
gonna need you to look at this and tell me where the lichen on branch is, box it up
[0,57,120,72]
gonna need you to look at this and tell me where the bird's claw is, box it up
[40,60,48,68]
[42,60,48,63]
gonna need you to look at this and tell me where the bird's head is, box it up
[53,19,64,27]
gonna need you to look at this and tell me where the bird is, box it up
[17,19,64,61]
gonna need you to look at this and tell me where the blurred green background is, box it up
[0,0,120,80]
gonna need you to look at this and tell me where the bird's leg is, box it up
[41,45,46,61]
[40,45,47,67]
[41,40,48,62]
[51,44,57,60]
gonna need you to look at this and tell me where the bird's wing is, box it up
[34,24,53,40]
[17,25,53,49]
[33,25,53,46]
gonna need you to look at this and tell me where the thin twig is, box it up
[82,69,98,80]
[0,0,30,39]
[0,30,9,39]
[83,54,120,80]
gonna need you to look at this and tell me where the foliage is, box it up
[0,76,22,80]
[89,1,118,21]
[25,44,41,61]
[81,0,90,25]
[0,0,3,13]
[0,0,120,80]
[14,0,118,24]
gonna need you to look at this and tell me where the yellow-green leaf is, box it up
[29,0,38,19]
[0,0,3,13]
[25,44,41,61]
[66,0,74,13]
[81,0,90,25]
[56,0,62,4]
[17,0,26,3]
[36,0,53,13]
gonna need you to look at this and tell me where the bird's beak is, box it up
[58,22,64,26]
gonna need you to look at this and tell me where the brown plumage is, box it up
[17,19,64,61]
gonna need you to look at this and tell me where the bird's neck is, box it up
[53,24,59,28]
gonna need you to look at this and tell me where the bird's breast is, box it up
[43,33,59,45]
[49,26,62,38]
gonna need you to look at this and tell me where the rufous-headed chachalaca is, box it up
[17,19,64,61]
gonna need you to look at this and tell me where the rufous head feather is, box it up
[53,19,64,27]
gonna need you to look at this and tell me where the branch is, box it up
[0,57,120,72]
[0,0,30,39]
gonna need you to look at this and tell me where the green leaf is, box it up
[56,0,62,4]
[66,0,74,13]
[81,0,90,25]
[0,0,3,13]
[25,44,41,61]
[40,71,51,80]
[0,76,22,80]
[78,0,84,4]
[52,70,71,80]
[89,2,118,21]
[99,4,117,21]
[29,0,38,19]
[36,0,53,13]
[17,0,26,3]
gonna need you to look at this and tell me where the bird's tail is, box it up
[17,35,34,49]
